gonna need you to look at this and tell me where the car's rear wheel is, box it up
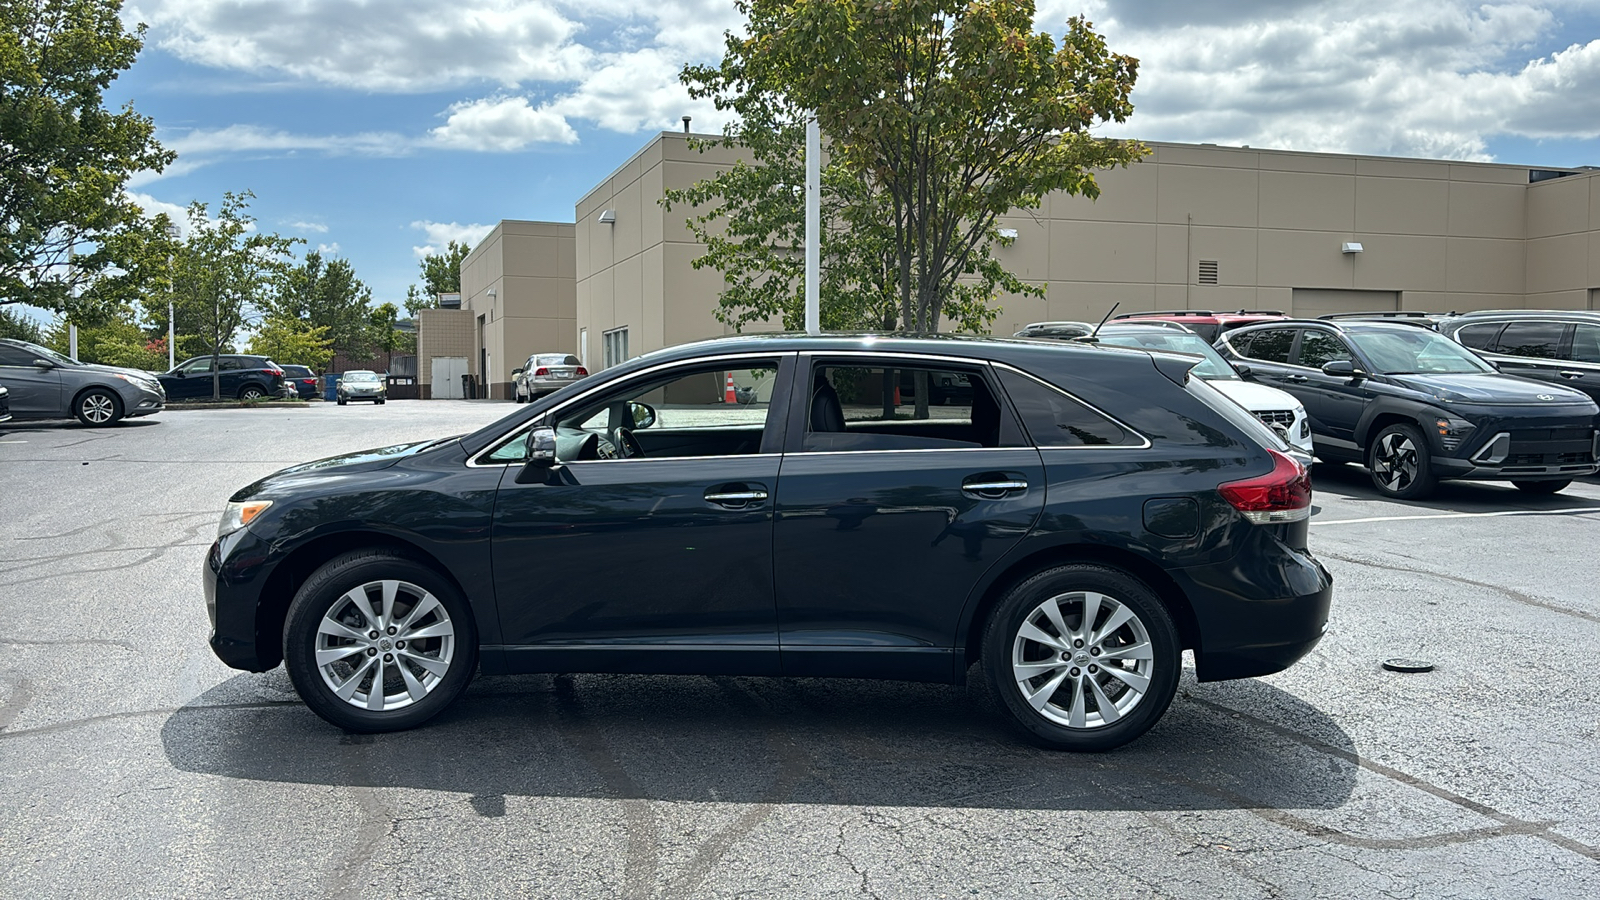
[283,550,478,732]
[1368,422,1437,499]
[73,388,122,426]
[337,397,347,406]
[981,564,1179,751]
[239,384,265,401]
[1512,479,1570,495]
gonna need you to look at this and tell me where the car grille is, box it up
[1254,410,1295,426]
[1503,429,1596,467]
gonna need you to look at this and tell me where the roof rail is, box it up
[1230,309,1285,316]
[1100,319,1195,332]
[1112,309,1216,318]
[1452,308,1579,317]
[1318,311,1440,320]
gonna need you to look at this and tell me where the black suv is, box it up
[159,355,285,400]
[1216,320,1600,498]
[1439,310,1600,407]
[205,334,1330,751]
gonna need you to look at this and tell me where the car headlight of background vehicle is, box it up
[218,500,273,538]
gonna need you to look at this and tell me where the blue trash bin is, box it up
[323,373,339,401]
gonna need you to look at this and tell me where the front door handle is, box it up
[1560,370,1584,379]
[1282,374,1309,383]
[962,475,1028,500]
[704,483,769,509]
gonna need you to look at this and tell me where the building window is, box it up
[603,327,630,368]
[579,327,588,366]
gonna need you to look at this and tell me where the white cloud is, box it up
[129,192,194,236]
[411,220,495,258]
[548,47,731,134]
[430,96,578,150]
[290,221,330,233]
[164,124,411,157]
[316,242,342,255]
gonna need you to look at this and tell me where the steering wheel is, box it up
[612,427,645,459]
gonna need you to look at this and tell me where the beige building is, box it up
[570,133,1600,367]
[457,220,577,399]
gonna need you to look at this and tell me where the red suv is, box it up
[1110,310,1290,343]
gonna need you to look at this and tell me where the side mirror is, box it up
[629,401,657,430]
[512,368,523,377]
[1233,362,1253,378]
[1321,359,1363,379]
[514,427,558,484]
[32,358,56,369]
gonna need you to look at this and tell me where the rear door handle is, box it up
[1560,370,1585,379]
[1282,374,1309,383]
[962,475,1028,500]
[704,483,769,509]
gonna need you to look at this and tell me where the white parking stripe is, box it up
[1313,506,1600,525]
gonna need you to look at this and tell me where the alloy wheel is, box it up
[1372,432,1418,492]
[80,393,116,424]
[1010,590,1155,729]
[314,579,457,712]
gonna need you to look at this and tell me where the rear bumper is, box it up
[1171,537,1333,682]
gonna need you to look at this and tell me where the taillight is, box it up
[268,368,283,376]
[534,367,550,376]
[576,367,588,377]
[303,378,316,384]
[1217,450,1312,524]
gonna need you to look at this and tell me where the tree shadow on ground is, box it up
[162,668,1356,813]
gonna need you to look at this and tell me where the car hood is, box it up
[232,437,457,499]
[1387,373,1595,407]
[1209,379,1302,411]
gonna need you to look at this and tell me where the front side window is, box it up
[1494,322,1568,359]
[1296,331,1353,369]
[180,357,215,374]
[1235,329,1295,363]
[1571,324,1600,364]
[802,362,1009,451]
[994,367,1139,448]
[0,344,38,366]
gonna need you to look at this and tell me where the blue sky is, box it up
[97,0,1600,317]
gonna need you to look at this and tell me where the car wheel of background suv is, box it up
[1368,422,1438,500]
[1512,479,1571,495]
[73,388,122,426]
[980,564,1180,752]
[283,549,479,732]
[238,384,265,401]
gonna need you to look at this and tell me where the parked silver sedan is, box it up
[0,338,165,425]
[336,370,387,405]
[513,353,587,402]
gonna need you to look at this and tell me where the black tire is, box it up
[980,564,1180,751]
[337,397,347,406]
[1367,422,1438,500]
[238,384,266,401]
[73,388,123,426]
[1513,479,1570,495]
[283,549,478,732]
[376,398,386,405]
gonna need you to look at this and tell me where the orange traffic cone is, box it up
[725,371,738,404]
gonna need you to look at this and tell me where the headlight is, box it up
[1435,417,1474,451]
[218,500,273,538]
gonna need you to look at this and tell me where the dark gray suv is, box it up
[1441,310,1600,407]
[0,338,166,426]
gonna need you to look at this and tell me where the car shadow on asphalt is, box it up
[1310,460,1600,514]
[0,419,161,434]
[161,668,1357,813]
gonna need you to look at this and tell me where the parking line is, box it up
[1314,506,1600,526]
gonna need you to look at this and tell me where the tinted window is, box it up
[1571,325,1600,364]
[1494,322,1568,359]
[1237,329,1294,363]
[995,367,1134,448]
[180,358,214,374]
[1296,331,1353,368]
[0,344,37,366]
[803,363,1004,451]
[1454,323,1503,350]
[218,357,244,371]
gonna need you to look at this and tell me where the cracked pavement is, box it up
[2,404,1598,898]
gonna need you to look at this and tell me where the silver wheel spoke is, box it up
[398,660,428,703]
[1066,677,1088,728]
[1014,659,1065,677]
[1093,606,1136,644]
[1100,664,1151,694]
[334,657,376,700]
[1017,621,1067,652]
[1039,599,1070,643]
[366,658,387,710]
[1023,669,1070,711]
[399,649,450,677]
[344,588,380,629]
[399,593,441,630]
[1086,676,1122,724]
[402,621,454,641]
[380,580,399,626]
[316,645,364,667]
[1098,641,1153,661]
[318,618,367,642]
[1078,592,1103,642]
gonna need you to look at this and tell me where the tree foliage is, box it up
[0,0,174,315]
[0,305,44,342]
[43,309,162,369]
[169,192,298,399]
[681,0,1143,332]
[247,315,332,370]
[403,240,471,316]
[263,250,375,359]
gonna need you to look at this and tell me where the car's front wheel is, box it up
[1368,422,1437,499]
[283,550,478,732]
[981,564,1179,751]
[1513,479,1570,495]
[73,388,122,426]
[239,384,266,401]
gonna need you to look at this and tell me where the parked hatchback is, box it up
[0,338,166,425]
[1216,320,1600,498]
[206,334,1330,751]
[159,355,284,401]
[280,365,320,400]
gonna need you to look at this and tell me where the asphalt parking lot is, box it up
[2,403,1598,899]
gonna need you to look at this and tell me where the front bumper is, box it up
[205,530,280,671]
[1433,424,1599,481]
[127,383,165,417]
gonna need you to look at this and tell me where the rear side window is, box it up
[1296,331,1352,368]
[1236,328,1295,363]
[1494,322,1568,359]
[995,368,1138,448]
[1454,323,1504,350]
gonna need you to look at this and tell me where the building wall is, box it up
[571,135,1600,360]
[414,307,474,399]
[460,220,577,398]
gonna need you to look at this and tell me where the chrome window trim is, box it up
[467,350,791,467]
[989,362,1153,451]
[787,446,1042,458]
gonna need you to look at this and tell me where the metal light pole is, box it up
[165,223,181,370]
[805,116,820,336]
[67,247,78,359]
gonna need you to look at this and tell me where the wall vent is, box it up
[1197,260,1219,284]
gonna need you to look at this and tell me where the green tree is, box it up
[247,315,332,370]
[170,192,298,400]
[43,307,162,369]
[0,305,45,342]
[264,250,375,359]
[683,0,1144,334]
[0,0,175,315]
[403,240,470,316]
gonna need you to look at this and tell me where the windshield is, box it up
[11,340,80,367]
[343,372,379,382]
[1348,330,1493,375]
[1095,331,1239,380]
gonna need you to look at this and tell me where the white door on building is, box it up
[432,357,467,399]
